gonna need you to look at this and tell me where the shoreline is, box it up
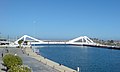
[24,47,77,72]
[30,44,120,50]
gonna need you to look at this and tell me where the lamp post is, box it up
[8,35,9,42]
[0,32,1,38]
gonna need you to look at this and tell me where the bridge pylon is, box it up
[14,35,43,45]
[68,36,95,45]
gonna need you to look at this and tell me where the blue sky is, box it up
[0,0,120,40]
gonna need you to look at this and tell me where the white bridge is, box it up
[14,35,96,46]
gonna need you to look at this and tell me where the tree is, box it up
[8,65,32,72]
[18,39,23,48]
[2,54,23,69]
[109,40,114,43]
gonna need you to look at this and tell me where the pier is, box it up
[25,47,77,72]
[0,47,59,72]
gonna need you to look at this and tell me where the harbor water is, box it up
[36,45,120,72]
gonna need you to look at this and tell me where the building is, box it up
[0,38,10,45]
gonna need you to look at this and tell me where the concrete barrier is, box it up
[25,47,77,72]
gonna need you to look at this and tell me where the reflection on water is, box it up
[38,45,120,72]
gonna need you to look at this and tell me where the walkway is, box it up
[0,48,59,72]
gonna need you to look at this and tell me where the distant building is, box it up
[0,38,10,45]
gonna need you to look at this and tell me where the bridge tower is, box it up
[14,35,43,45]
[68,36,95,45]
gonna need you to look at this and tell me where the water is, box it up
[37,45,120,72]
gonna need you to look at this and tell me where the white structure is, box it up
[14,35,44,45]
[67,36,95,45]
[14,35,96,46]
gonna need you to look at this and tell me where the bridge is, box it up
[14,35,96,46]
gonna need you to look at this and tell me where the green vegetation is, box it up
[2,54,23,68]
[8,65,31,72]
[18,39,23,48]
[2,54,31,72]
[92,38,120,46]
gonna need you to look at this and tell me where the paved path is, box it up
[25,47,77,72]
[0,48,6,72]
[0,48,59,72]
